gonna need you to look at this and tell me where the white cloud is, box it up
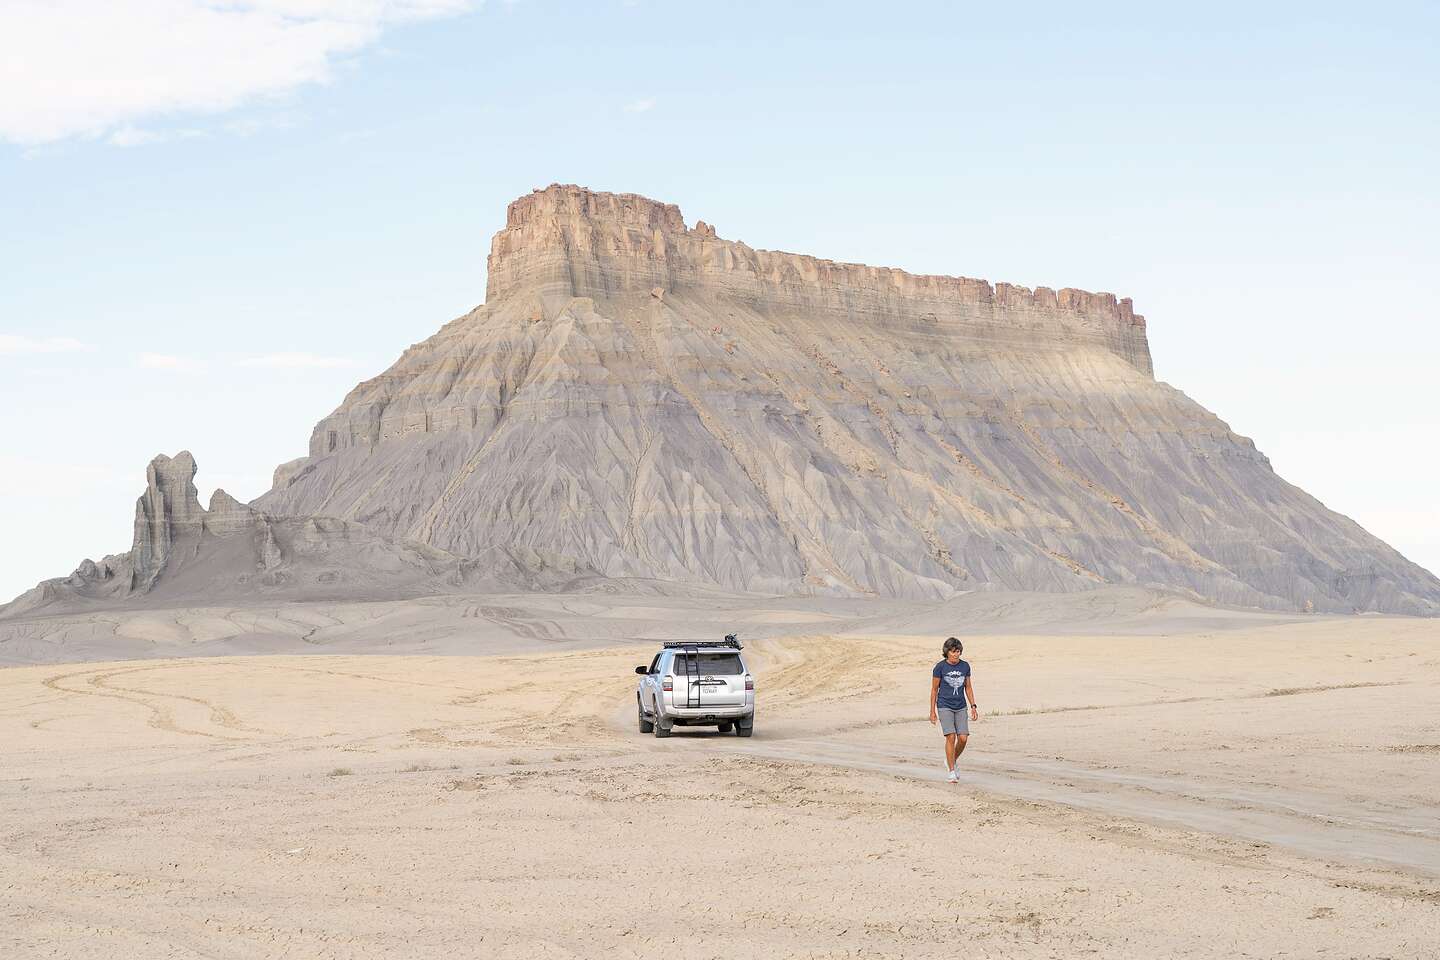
[624,97,656,114]
[0,1,477,146]
[237,352,354,368]
[225,112,304,138]
[108,126,167,148]
[138,352,198,370]
[0,334,93,355]
[108,125,210,147]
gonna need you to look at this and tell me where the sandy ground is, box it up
[0,585,1305,666]
[3,611,1439,958]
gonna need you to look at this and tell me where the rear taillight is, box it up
[662,677,673,692]
[745,676,754,691]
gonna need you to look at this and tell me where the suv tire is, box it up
[638,698,654,734]
[718,722,734,733]
[736,720,754,738]
[653,718,672,738]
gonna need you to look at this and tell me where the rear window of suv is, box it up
[670,653,743,676]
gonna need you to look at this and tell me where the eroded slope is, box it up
[254,185,1440,614]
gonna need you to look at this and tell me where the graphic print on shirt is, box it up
[934,659,970,709]
[944,671,965,698]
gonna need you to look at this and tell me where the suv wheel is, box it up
[735,720,754,738]
[718,722,734,733]
[653,719,672,739]
[637,697,654,734]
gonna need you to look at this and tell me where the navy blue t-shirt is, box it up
[933,658,971,709]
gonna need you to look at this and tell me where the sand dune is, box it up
[3,609,1437,958]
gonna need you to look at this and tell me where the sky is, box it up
[1,0,1437,603]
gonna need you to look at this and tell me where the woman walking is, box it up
[929,637,979,783]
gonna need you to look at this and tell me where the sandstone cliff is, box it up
[243,184,1439,615]
[486,187,1153,377]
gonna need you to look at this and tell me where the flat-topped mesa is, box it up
[488,184,1153,375]
[502,183,687,234]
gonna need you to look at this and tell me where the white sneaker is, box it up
[947,769,958,783]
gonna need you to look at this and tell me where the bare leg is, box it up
[944,733,959,770]
[954,734,969,763]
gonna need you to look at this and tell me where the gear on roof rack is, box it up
[661,633,742,650]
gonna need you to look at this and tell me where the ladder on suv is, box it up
[682,650,701,707]
[663,635,741,709]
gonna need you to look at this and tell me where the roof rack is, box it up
[661,633,742,650]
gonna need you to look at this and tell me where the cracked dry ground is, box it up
[3,619,1439,958]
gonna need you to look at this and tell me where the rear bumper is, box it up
[662,704,753,724]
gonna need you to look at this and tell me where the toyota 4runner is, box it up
[635,636,755,738]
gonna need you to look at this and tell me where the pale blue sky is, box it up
[2,1,1437,602]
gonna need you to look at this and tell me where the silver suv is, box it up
[635,636,755,738]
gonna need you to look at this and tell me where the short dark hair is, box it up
[942,637,962,656]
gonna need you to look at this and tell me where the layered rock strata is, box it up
[7,185,1438,617]
[487,186,1153,376]
[248,184,1439,615]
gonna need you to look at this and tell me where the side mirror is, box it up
[635,666,648,675]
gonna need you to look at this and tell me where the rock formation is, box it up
[247,184,1437,615]
[486,187,1154,376]
[0,452,532,619]
[7,184,1439,617]
[130,451,209,592]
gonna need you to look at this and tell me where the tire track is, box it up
[598,634,1440,878]
[40,664,265,741]
[744,736,1440,877]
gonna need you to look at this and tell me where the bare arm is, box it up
[965,674,978,719]
[929,676,940,723]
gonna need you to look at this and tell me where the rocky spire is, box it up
[130,452,208,591]
[126,453,263,591]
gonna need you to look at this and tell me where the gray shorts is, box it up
[937,707,969,736]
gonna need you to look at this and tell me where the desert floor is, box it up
[3,605,1439,958]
